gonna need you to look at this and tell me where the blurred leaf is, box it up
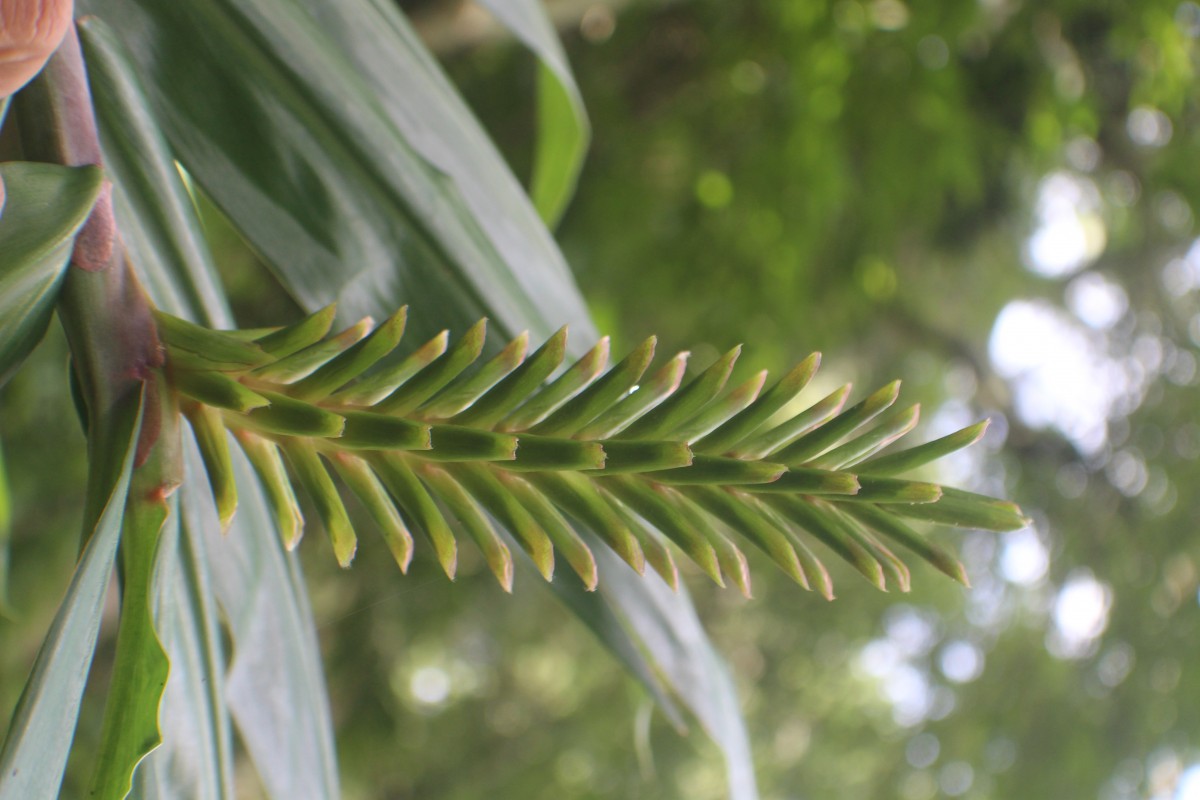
[0,162,103,387]
[0,393,142,800]
[552,539,759,800]
[476,0,591,226]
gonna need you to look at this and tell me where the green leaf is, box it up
[601,476,722,586]
[332,330,448,407]
[173,369,270,413]
[79,18,232,327]
[377,320,487,415]
[420,331,529,419]
[251,318,373,385]
[337,412,431,452]
[528,471,644,574]
[588,439,693,474]
[764,496,887,590]
[0,162,103,387]
[499,336,608,431]
[369,453,458,579]
[88,492,172,799]
[842,503,970,586]
[838,476,943,504]
[577,351,688,440]
[253,305,337,359]
[232,431,305,550]
[152,310,272,371]
[733,383,850,460]
[647,454,785,486]
[493,469,594,588]
[289,307,407,401]
[80,0,597,350]
[132,480,235,800]
[507,433,607,471]
[685,486,808,588]
[450,327,566,428]
[0,393,141,800]
[808,403,921,470]
[528,335,656,436]
[476,0,590,227]
[241,390,345,438]
[201,446,342,798]
[548,543,759,800]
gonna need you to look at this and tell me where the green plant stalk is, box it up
[13,25,164,534]
[13,28,177,794]
[88,378,181,797]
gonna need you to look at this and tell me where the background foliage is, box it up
[2,0,1199,798]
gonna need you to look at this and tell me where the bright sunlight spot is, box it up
[989,300,1112,453]
[1176,764,1200,800]
[999,527,1049,586]
[1048,571,1113,659]
[1025,172,1107,277]
[410,665,452,707]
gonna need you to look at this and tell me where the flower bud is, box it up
[0,0,73,98]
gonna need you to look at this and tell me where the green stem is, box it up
[12,24,164,532]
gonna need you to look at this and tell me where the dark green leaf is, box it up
[0,162,102,387]
[78,0,596,349]
[508,433,607,471]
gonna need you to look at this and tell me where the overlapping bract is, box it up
[158,306,1028,597]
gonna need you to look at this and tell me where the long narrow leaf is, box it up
[0,394,142,800]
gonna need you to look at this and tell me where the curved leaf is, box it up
[79,0,597,352]
[475,0,591,226]
[0,162,103,387]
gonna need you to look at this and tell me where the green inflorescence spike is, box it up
[156,309,1022,599]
